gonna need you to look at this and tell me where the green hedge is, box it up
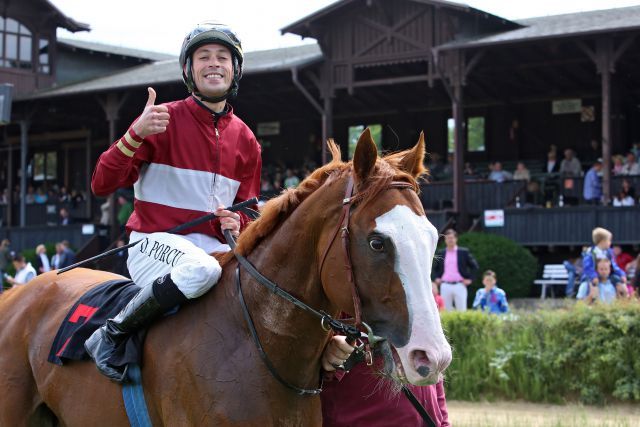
[457,232,537,298]
[441,303,640,404]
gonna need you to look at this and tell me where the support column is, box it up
[85,130,92,220]
[452,81,465,217]
[97,92,128,240]
[322,96,333,164]
[579,35,634,204]
[6,142,13,227]
[19,120,29,227]
[600,39,612,204]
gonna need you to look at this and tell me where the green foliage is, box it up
[457,232,537,298]
[441,303,640,404]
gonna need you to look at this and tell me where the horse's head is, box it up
[319,129,451,386]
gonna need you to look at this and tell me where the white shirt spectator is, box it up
[13,263,36,285]
[621,162,640,176]
[613,195,635,207]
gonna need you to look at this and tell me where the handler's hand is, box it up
[321,335,355,372]
[131,87,170,139]
[463,279,472,286]
[215,205,241,237]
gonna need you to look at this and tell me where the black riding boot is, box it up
[85,274,187,382]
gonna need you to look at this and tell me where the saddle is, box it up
[48,279,145,368]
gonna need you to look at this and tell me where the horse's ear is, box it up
[399,131,427,178]
[353,128,378,184]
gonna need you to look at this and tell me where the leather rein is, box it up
[225,173,415,395]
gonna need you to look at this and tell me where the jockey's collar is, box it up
[192,95,230,117]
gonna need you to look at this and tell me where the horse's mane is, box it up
[220,140,426,265]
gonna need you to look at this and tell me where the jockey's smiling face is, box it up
[190,44,233,99]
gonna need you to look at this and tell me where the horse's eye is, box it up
[369,238,384,252]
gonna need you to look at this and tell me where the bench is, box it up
[533,264,572,299]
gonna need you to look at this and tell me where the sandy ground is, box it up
[447,400,640,427]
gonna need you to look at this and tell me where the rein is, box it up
[225,173,415,395]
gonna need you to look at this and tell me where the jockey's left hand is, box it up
[215,205,241,238]
[321,335,355,372]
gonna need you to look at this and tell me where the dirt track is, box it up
[447,400,640,427]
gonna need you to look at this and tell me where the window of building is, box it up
[0,17,33,70]
[38,38,49,74]
[348,124,382,159]
[447,117,485,153]
[33,151,57,182]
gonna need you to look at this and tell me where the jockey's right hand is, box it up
[321,335,355,372]
[131,87,170,139]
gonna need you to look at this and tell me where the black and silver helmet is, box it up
[179,22,244,103]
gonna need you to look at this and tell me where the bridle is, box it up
[226,171,415,395]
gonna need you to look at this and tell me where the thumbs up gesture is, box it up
[131,87,171,139]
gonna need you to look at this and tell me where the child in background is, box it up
[472,270,509,314]
[576,258,617,304]
[433,282,445,312]
[582,227,628,298]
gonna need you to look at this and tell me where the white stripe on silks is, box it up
[134,163,240,212]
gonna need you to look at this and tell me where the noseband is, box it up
[226,171,416,395]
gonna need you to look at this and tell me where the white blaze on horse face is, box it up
[374,205,452,385]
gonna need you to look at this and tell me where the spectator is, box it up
[59,207,73,225]
[433,282,445,312]
[427,152,444,181]
[472,270,509,314]
[100,199,111,226]
[58,186,70,203]
[0,239,12,291]
[117,195,134,231]
[25,185,36,204]
[626,254,640,298]
[512,161,530,181]
[51,242,64,270]
[488,161,513,183]
[34,244,51,274]
[283,169,300,189]
[620,178,636,199]
[613,245,634,271]
[544,150,560,174]
[463,162,478,179]
[0,188,7,204]
[34,187,48,204]
[581,227,628,298]
[59,240,76,269]
[4,253,37,287]
[524,180,544,206]
[613,190,635,207]
[583,159,602,205]
[563,248,586,298]
[612,155,625,176]
[441,153,454,180]
[576,258,618,304]
[621,152,640,175]
[432,229,479,311]
[559,149,582,177]
[632,142,640,159]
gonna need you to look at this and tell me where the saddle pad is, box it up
[48,279,145,367]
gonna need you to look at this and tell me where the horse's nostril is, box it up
[410,350,431,377]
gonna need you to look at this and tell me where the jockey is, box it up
[86,23,262,382]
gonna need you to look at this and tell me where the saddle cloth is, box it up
[48,279,145,367]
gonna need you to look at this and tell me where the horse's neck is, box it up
[238,194,338,388]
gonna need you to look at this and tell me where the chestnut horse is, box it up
[0,129,451,426]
